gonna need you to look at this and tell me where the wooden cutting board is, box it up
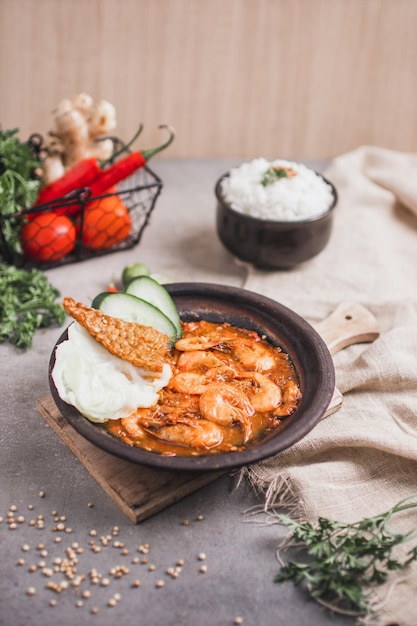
[37,302,379,524]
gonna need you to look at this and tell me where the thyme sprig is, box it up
[274,494,417,616]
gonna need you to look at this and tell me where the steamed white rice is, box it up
[220,158,334,221]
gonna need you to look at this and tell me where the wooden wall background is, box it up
[1,0,416,160]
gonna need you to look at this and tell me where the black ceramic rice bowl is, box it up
[215,171,338,270]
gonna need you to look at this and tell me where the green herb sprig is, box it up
[274,494,417,616]
[0,127,41,256]
[0,263,66,349]
[260,166,289,187]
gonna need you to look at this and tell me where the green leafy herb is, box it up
[0,127,41,257]
[260,166,289,187]
[0,263,66,349]
[274,494,417,616]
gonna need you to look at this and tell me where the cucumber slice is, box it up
[91,292,178,346]
[125,276,182,338]
[149,273,173,285]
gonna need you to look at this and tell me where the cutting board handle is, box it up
[315,302,380,418]
[313,302,380,356]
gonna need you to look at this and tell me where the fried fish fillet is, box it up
[63,297,170,372]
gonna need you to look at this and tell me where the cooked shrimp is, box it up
[199,383,254,442]
[273,380,302,417]
[145,418,224,450]
[237,372,282,412]
[168,372,211,395]
[121,408,157,438]
[177,350,232,373]
[175,336,224,352]
[170,350,237,393]
[228,339,277,371]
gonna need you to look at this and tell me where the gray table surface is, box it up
[0,159,354,626]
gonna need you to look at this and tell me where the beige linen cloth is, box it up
[240,146,417,625]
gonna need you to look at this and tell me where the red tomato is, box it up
[81,191,132,251]
[21,212,76,262]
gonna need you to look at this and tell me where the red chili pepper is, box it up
[87,125,175,198]
[32,124,145,207]
[34,158,102,206]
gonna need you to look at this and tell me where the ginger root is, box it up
[42,93,117,186]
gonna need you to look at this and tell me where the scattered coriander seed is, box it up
[29,520,36,527]
[9,523,17,530]
[198,553,206,561]
[234,617,244,625]
[91,607,99,614]
[148,564,156,572]
[26,587,36,596]
[28,504,34,510]
[0,516,3,523]
[196,515,204,521]
[37,543,44,550]
[107,598,117,607]
[54,537,62,543]
[82,590,91,599]
[132,557,139,564]
[141,558,148,565]
[89,530,97,537]
[17,558,25,566]
[138,544,149,554]
[101,578,110,587]
[114,592,121,601]
[75,600,84,608]
[39,490,46,498]
[22,544,30,552]
[10,505,17,512]
[155,580,165,588]
[17,516,25,524]
[177,559,184,567]
[65,527,73,534]
[181,519,190,526]
[49,599,57,607]
[28,565,37,573]
[40,550,48,558]
[121,549,129,556]
[88,502,94,508]
[199,565,208,573]
[132,580,141,588]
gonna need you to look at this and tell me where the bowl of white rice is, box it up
[215,158,337,269]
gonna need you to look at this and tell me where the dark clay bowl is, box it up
[215,171,338,270]
[49,283,335,472]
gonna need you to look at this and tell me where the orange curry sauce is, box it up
[105,320,302,456]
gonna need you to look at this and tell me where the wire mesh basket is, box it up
[0,137,163,270]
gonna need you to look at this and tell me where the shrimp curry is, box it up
[105,319,302,456]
